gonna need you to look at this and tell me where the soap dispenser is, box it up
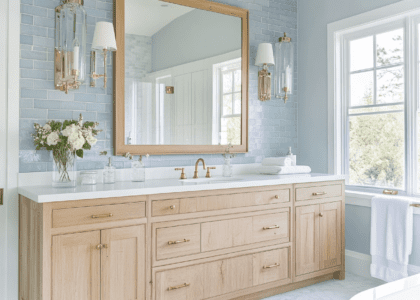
[131,155,146,182]
[103,157,116,184]
[286,147,296,166]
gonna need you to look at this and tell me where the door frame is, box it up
[0,0,20,299]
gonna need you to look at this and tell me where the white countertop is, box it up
[18,173,345,203]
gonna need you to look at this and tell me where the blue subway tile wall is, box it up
[19,0,298,173]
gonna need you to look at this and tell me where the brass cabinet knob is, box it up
[319,213,324,217]
[275,195,279,199]
[170,205,176,210]
[96,244,108,250]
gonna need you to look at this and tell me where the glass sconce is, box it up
[54,0,87,94]
[274,33,294,103]
[255,43,275,101]
[90,22,117,88]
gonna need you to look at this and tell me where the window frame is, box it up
[328,3,420,196]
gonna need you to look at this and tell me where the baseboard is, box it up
[345,249,420,281]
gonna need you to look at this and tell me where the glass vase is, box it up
[131,160,145,182]
[223,157,233,177]
[51,150,77,188]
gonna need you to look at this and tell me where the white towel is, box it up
[370,196,414,282]
[257,165,311,175]
[262,157,292,167]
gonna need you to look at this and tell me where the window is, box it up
[334,13,420,195]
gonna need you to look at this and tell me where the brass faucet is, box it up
[193,158,206,179]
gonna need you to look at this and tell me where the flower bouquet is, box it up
[33,114,101,187]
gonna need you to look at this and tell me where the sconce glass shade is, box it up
[55,0,87,91]
[92,22,117,51]
[255,43,274,66]
[274,33,294,101]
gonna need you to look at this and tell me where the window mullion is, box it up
[373,34,377,105]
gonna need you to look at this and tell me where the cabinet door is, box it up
[295,205,320,276]
[101,225,146,300]
[319,202,342,270]
[52,231,101,300]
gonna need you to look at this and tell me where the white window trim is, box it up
[327,1,420,194]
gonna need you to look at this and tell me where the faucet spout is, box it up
[193,158,206,179]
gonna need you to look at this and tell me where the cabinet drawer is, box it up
[201,212,289,252]
[253,247,289,286]
[296,184,342,201]
[52,202,146,228]
[156,224,201,260]
[152,200,180,216]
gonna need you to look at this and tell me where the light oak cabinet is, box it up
[20,181,344,300]
[295,201,342,277]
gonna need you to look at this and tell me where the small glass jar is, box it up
[80,171,98,185]
[223,157,233,177]
[131,159,145,182]
[103,165,116,184]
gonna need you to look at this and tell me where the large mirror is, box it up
[114,0,249,155]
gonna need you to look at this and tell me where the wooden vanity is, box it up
[19,179,345,300]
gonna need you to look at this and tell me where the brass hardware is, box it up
[312,192,327,196]
[283,87,289,103]
[275,195,279,199]
[168,283,190,291]
[54,49,82,94]
[206,167,216,178]
[319,213,324,217]
[170,205,176,210]
[168,239,190,245]
[91,49,109,88]
[279,32,291,43]
[96,244,108,250]
[383,189,398,195]
[263,225,279,230]
[0,188,3,206]
[263,263,280,269]
[411,204,420,207]
[166,86,174,94]
[258,64,271,101]
[175,168,187,180]
[91,213,113,219]
[193,158,206,179]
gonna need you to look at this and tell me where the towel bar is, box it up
[411,204,420,208]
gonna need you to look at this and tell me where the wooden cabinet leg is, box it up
[333,270,345,280]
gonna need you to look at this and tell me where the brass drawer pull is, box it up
[312,192,326,196]
[383,189,398,195]
[263,225,279,230]
[319,213,324,217]
[168,239,190,245]
[274,195,279,199]
[168,283,190,291]
[263,263,280,269]
[91,213,113,219]
[170,205,176,210]
[96,244,108,250]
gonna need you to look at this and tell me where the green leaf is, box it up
[76,149,84,158]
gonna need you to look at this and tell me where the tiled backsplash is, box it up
[19,0,298,173]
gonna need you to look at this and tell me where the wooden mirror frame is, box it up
[114,0,249,155]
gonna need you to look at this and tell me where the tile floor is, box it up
[263,273,384,300]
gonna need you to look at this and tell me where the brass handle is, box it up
[170,205,176,209]
[175,168,187,180]
[263,263,280,269]
[206,166,216,178]
[312,192,326,196]
[274,195,279,199]
[263,225,279,230]
[96,244,108,250]
[319,213,324,217]
[92,213,113,219]
[168,239,190,245]
[383,189,398,195]
[168,283,190,291]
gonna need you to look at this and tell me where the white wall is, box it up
[0,1,20,299]
[297,0,403,173]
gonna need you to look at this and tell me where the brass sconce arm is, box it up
[90,49,109,88]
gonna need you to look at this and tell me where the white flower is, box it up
[43,124,51,131]
[46,132,60,146]
[62,124,80,137]
[86,134,97,146]
[68,132,85,150]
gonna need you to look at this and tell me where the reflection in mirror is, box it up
[124,0,242,146]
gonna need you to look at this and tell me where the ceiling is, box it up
[125,0,195,37]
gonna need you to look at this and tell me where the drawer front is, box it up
[152,189,290,217]
[253,247,289,286]
[152,200,180,216]
[52,202,146,228]
[201,211,289,252]
[156,224,201,260]
[296,184,342,201]
[155,255,252,300]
